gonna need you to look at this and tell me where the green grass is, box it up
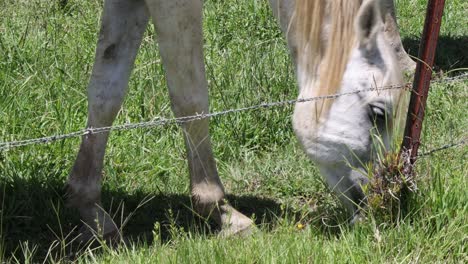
[0,0,467,262]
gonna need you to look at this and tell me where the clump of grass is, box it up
[365,150,417,223]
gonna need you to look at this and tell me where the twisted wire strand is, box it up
[418,137,467,158]
[0,73,466,152]
[0,84,410,151]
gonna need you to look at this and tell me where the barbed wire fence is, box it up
[0,73,467,156]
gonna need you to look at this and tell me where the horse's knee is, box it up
[170,94,209,118]
[87,87,126,126]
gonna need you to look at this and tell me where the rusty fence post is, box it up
[400,0,446,170]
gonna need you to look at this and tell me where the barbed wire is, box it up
[0,73,466,152]
[0,84,411,151]
[418,136,467,157]
[431,72,468,83]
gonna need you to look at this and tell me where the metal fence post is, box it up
[400,0,446,168]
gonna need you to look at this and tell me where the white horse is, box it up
[66,0,412,240]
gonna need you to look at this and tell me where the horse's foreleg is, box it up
[145,0,253,235]
[67,0,149,240]
[380,0,415,73]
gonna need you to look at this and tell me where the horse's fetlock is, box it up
[65,180,101,209]
[191,183,225,216]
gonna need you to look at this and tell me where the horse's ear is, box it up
[355,0,382,46]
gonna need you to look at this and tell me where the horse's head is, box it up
[293,0,407,217]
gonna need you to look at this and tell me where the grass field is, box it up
[1,0,467,263]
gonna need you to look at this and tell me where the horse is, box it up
[65,0,412,241]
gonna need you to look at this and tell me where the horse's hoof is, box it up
[69,221,122,250]
[218,215,256,238]
[66,225,123,261]
[350,212,367,226]
[220,223,258,238]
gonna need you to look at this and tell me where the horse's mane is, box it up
[295,0,362,118]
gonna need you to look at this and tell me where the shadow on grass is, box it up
[402,35,467,71]
[1,172,344,262]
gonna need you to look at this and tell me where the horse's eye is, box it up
[369,103,387,121]
[371,105,385,117]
